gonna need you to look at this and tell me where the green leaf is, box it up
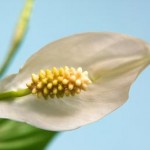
[0,119,57,150]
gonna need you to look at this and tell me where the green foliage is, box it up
[0,119,57,150]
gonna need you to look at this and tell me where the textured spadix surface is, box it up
[0,32,150,131]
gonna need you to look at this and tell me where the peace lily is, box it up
[0,32,150,131]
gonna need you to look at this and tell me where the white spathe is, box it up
[0,32,150,131]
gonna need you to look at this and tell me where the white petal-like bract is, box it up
[0,32,150,131]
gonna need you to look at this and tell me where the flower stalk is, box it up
[0,0,34,78]
[0,88,31,100]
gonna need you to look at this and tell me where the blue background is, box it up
[0,0,150,150]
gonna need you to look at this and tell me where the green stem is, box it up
[0,88,31,100]
[0,0,34,78]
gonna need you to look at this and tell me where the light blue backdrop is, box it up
[0,0,150,150]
